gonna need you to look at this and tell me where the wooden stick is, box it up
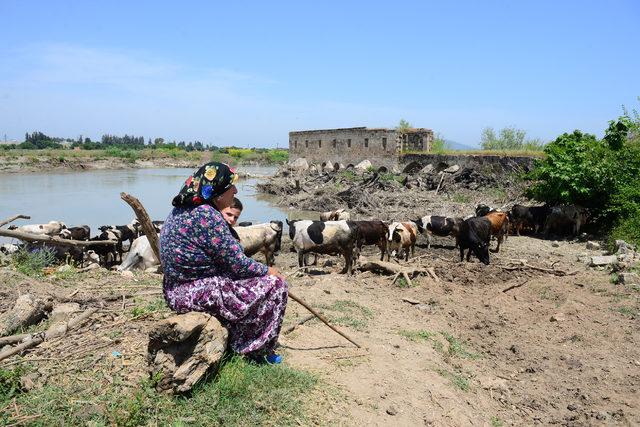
[435,173,445,194]
[288,291,362,348]
[502,280,528,293]
[0,308,97,362]
[0,228,115,247]
[0,214,30,229]
[283,314,315,335]
[120,192,161,267]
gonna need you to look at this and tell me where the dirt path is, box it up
[278,235,639,425]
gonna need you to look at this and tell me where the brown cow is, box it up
[483,211,509,252]
[388,221,418,261]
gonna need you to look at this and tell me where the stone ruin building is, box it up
[288,127,434,169]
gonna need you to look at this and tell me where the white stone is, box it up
[589,255,618,266]
[49,303,81,324]
[121,270,134,278]
[322,160,334,172]
[421,164,435,174]
[618,272,639,285]
[288,158,309,172]
[354,159,372,171]
[443,164,460,173]
[56,264,74,273]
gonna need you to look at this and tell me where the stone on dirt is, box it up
[288,158,309,172]
[0,294,53,336]
[147,312,228,394]
[615,240,636,255]
[354,159,372,172]
[443,164,460,173]
[589,255,617,267]
[618,272,639,286]
[586,241,601,250]
[48,303,80,324]
[421,164,435,174]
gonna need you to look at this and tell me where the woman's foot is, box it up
[246,351,283,365]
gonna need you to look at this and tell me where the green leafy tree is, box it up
[431,133,450,153]
[396,119,412,133]
[481,126,544,151]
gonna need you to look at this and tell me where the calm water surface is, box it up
[0,166,300,241]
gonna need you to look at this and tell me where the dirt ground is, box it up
[1,165,639,425]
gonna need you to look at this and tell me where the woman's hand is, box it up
[267,266,285,280]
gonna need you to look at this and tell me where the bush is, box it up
[12,247,57,277]
[481,126,545,151]
[608,213,640,249]
[527,107,640,243]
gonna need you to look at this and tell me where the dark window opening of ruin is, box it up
[294,140,298,149]
[332,139,336,148]
[347,139,351,148]
[364,138,369,148]
[305,140,308,148]
[382,137,387,150]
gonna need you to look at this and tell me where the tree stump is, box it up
[147,312,228,394]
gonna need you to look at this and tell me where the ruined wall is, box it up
[289,127,433,168]
[399,153,537,174]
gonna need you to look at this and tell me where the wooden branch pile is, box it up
[497,259,580,277]
[359,258,439,287]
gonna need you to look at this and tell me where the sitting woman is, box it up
[159,162,287,363]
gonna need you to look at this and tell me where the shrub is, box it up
[12,247,57,277]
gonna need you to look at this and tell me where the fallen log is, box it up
[0,228,116,247]
[0,214,31,229]
[0,294,53,336]
[0,307,97,362]
[497,260,579,277]
[147,312,227,394]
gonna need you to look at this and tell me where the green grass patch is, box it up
[441,332,480,360]
[451,193,471,203]
[491,416,504,427]
[614,305,640,318]
[131,298,168,318]
[319,300,373,331]
[436,368,470,392]
[398,329,435,342]
[5,356,319,426]
[11,247,57,278]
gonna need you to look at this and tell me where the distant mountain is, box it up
[445,139,478,151]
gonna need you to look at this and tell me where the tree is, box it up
[431,133,450,153]
[481,126,544,151]
[396,119,412,133]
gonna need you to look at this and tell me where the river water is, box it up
[0,166,295,241]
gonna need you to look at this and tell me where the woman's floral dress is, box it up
[160,204,288,355]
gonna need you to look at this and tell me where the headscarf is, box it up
[172,162,239,207]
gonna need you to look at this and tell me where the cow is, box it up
[0,243,20,255]
[543,205,589,238]
[98,221,140,249]
[234,221,283,266]
[388,222,418,261]
[509,204,551,235]
[457,217,491,265]
[151,220,164,233]
[286,219,359,274]
[59,225,91,241]
[352,220,389,261]
[117,236,159,272]
[90,230,120,266]
[475,204,494,217]
[8,221,66,236]
[237,221,253,227]
[415,215,463,248]
[483,211,509,252]
[319,209,351,221]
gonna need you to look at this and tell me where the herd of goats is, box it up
[0,202,588,275]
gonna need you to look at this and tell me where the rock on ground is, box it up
[147,312,228,394]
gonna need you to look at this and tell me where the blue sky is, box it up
[1,1,638,147]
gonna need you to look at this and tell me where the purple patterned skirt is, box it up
[163,274,288,355]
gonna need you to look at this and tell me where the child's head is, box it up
[221,197,243,226]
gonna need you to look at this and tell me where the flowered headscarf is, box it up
[172,162,238,207]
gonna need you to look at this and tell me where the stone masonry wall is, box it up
[399,153,537,174]
[289,127,433,169]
